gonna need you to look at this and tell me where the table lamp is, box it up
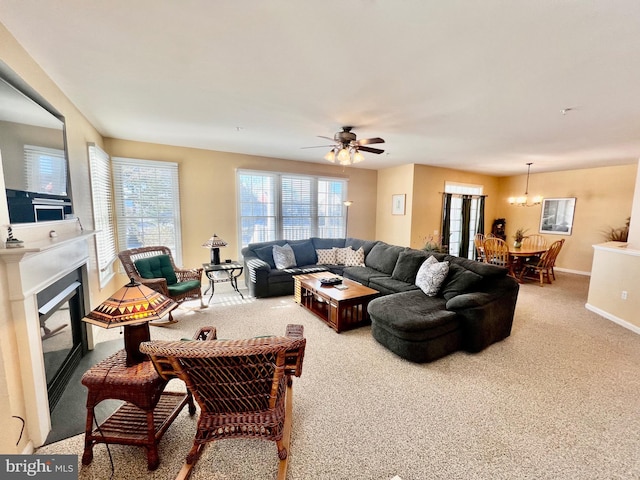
[83,278,177,366]
[202,233,228,265]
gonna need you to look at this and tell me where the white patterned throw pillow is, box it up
[415,256,449,296]
[333,246,352,265]
[316,248,337,265]
[272,244,297,269]
[345,246,365,266]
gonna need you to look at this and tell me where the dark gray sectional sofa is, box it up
[241,237,519,362]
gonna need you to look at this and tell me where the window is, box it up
[112,157,182,264]
[88,143,117,287]
[237,170,347,248]
[443,182,484,258]
[24,145,67,196]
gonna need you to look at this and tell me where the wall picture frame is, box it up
[392,194,406,215]
[539,197,576,235]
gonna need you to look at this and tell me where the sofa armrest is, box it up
[445,292,494,310]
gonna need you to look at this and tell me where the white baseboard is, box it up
[555,267,591,276]
[585,303,640,335]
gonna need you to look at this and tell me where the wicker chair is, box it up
[140,324,306,480]
[519,239,565,286]
[118,246,204,321]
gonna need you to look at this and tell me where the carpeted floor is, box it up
[37,273,640,479]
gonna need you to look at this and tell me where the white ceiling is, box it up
[2,0,640,176]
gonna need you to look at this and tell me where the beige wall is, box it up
[375,164,414,246]
[376,164,500,249]
[104,138,378,272]
[497,164,637,273]
[0,23,105,453]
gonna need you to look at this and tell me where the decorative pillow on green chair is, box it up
[134,255,178,285]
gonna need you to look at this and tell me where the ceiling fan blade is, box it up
[358,145,385,154]
[301,145,335,149]
[356,137,385,146]
[317,135,336,142]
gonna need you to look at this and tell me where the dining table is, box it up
[508,245,548,280]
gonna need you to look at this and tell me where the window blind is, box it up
[24,144,67,196]
[112,157,182,264]
[237,169,347,249]
[87,143,117,277]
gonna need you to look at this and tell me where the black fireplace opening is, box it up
[37,268,88,412]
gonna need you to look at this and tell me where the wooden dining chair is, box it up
[483,237,515,277]
[519,239,565,286]
[522,234,547,250]
[473,233,486,262]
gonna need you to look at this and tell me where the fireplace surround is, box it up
[0,224,94,451]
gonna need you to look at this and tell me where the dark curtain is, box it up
[441,193,452,253]
[458,195,472,258]
[477,196,485,235]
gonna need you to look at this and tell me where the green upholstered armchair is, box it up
[118,246,204,320]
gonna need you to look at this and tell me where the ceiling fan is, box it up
[303,126,385,165]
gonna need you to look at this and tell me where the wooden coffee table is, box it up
[293,272,379,333]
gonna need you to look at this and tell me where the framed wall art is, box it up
[392,194,406,215]
[539,197,576,235]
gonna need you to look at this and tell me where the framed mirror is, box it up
[539,197,576,235]
[0,61,72,223]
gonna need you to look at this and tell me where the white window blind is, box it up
[237,169,347,249]
[88,143,117,286]
[24,144,67,196]
[112,157,182,264]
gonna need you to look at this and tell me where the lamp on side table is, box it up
[83,278,177,366]
[202,233,228,265]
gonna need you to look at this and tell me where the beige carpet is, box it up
[38,273,640,479]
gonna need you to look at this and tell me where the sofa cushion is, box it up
[289,240,317,266]
[346,238,378,256]
[440,263,483,301]
[415,257,449,296]
[365,242,406,275]
[316,248,337,264]
[391,249,431,284]
[345,246,365,266]
[167,280,202,295]
[254,245,277,269]
[333,246,352,264]
[445,255,508,278]
[369,276,420,295]
[273,244,297,269]
[135,255,178,285]
[311,237,345,250]
[342,266,389,286]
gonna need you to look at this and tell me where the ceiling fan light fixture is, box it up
[324,149,336,163]
[337,147,350,164]
[352,149,365,164]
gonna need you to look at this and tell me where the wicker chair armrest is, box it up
[285,324,305,377]
[192,326,217,341]
[175,267,203,282]
[137,277,170,296]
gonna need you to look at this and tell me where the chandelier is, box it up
[509,162,542,207]
[324,145,365,166]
